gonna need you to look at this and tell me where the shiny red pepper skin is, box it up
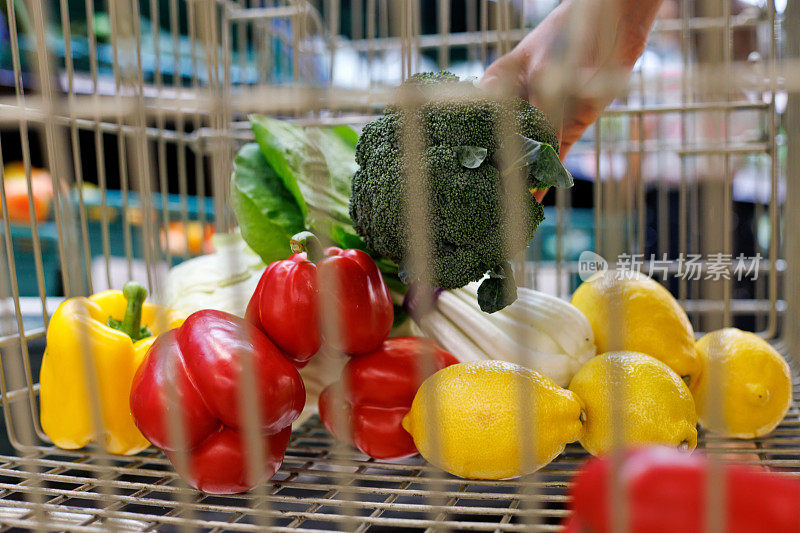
[130,310,305,494]
[318,337,458,460]
[567,447,800,533]
[246,247,393,366]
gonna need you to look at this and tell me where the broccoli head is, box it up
[350,71,568,311]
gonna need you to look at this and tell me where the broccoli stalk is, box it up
[349,71,572,312]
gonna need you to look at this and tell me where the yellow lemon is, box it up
[401,360,584,480]
[571,271,700,387]
[693,328,792,438]
[568,351,697,456]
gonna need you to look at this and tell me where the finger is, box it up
[478,55,527,99]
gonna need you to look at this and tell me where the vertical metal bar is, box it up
[555,185,565,297]
[594,120,602,256]
[784,0,800,361]
[5,0,50,323]
[656,97,668,264]
[722,0,732,329]
[413,0,422,73]
[169,0,192,262]
[237,0,248,85]
[130,0,157,291]
[352,0,363,41]
[480,0,488,67]
[366,0,376,84]
[634,56,645,257]
[327,0,340,85]
[696,1,728,532]
[188,0,209,241]
[379,0,389,73]
[201,0,231,234]
[678,0,690,303]
[765,0,779,338]
[86,0,114,290]
[466,0,477,65]
[60,0,96,294]
[292,0,303,94]
[108,0,136,283]
[152,0,175,268]
[437,0,449,70]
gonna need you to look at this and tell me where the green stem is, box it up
[108,281,152,341]
[290,231,325,263]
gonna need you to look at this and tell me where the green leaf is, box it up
[330,124,360,150]
[327,223,367,250]
[505,134,574,189]
[307,126,359,198]
[476,263,518,313]
[249,115,360,249]
[249,114,314,217]
[454,145,488,169]
[230,143,306,264]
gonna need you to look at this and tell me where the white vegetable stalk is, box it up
[409,283,596,387]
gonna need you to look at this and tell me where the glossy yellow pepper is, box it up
[40,282,185,455]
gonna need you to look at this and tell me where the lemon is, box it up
[568,351,697,456]
[571,271,700,387]
[693,328,792,438]
[401,360,584,479]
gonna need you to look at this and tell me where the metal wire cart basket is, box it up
[0,0,799,530]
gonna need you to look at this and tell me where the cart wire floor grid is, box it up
[0,385,798,532]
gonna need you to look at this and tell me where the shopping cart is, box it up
[0,0,797,530]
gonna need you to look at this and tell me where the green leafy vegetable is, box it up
[329,124,360,150]
[506,134,574,189]
[238,115,365,260]
[249,115,314,217]
[230,143,306,264]
[455,146,488,169]
[307,126,359,199]
[476,262,518,313]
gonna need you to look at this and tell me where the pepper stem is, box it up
[108,281,152,341]
[290,231,325,263]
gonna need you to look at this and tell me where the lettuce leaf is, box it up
[247,114,365,251]
[230,143,305,263]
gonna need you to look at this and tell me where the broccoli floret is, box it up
[350,71,563,311]
[404,71,460,86]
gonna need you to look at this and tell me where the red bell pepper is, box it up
[246,232,393,366]
[567,446,800,533]
[318,336,458,460]
[129,310,305,494]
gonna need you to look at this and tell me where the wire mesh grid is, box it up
[0,0,798,530]
[0,390,798,533]
[0,390,800,533]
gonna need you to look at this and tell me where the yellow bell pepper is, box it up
[39,282,185,455]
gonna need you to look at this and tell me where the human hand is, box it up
[481,0,663,160]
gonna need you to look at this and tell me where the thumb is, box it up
[478,54,527,99]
